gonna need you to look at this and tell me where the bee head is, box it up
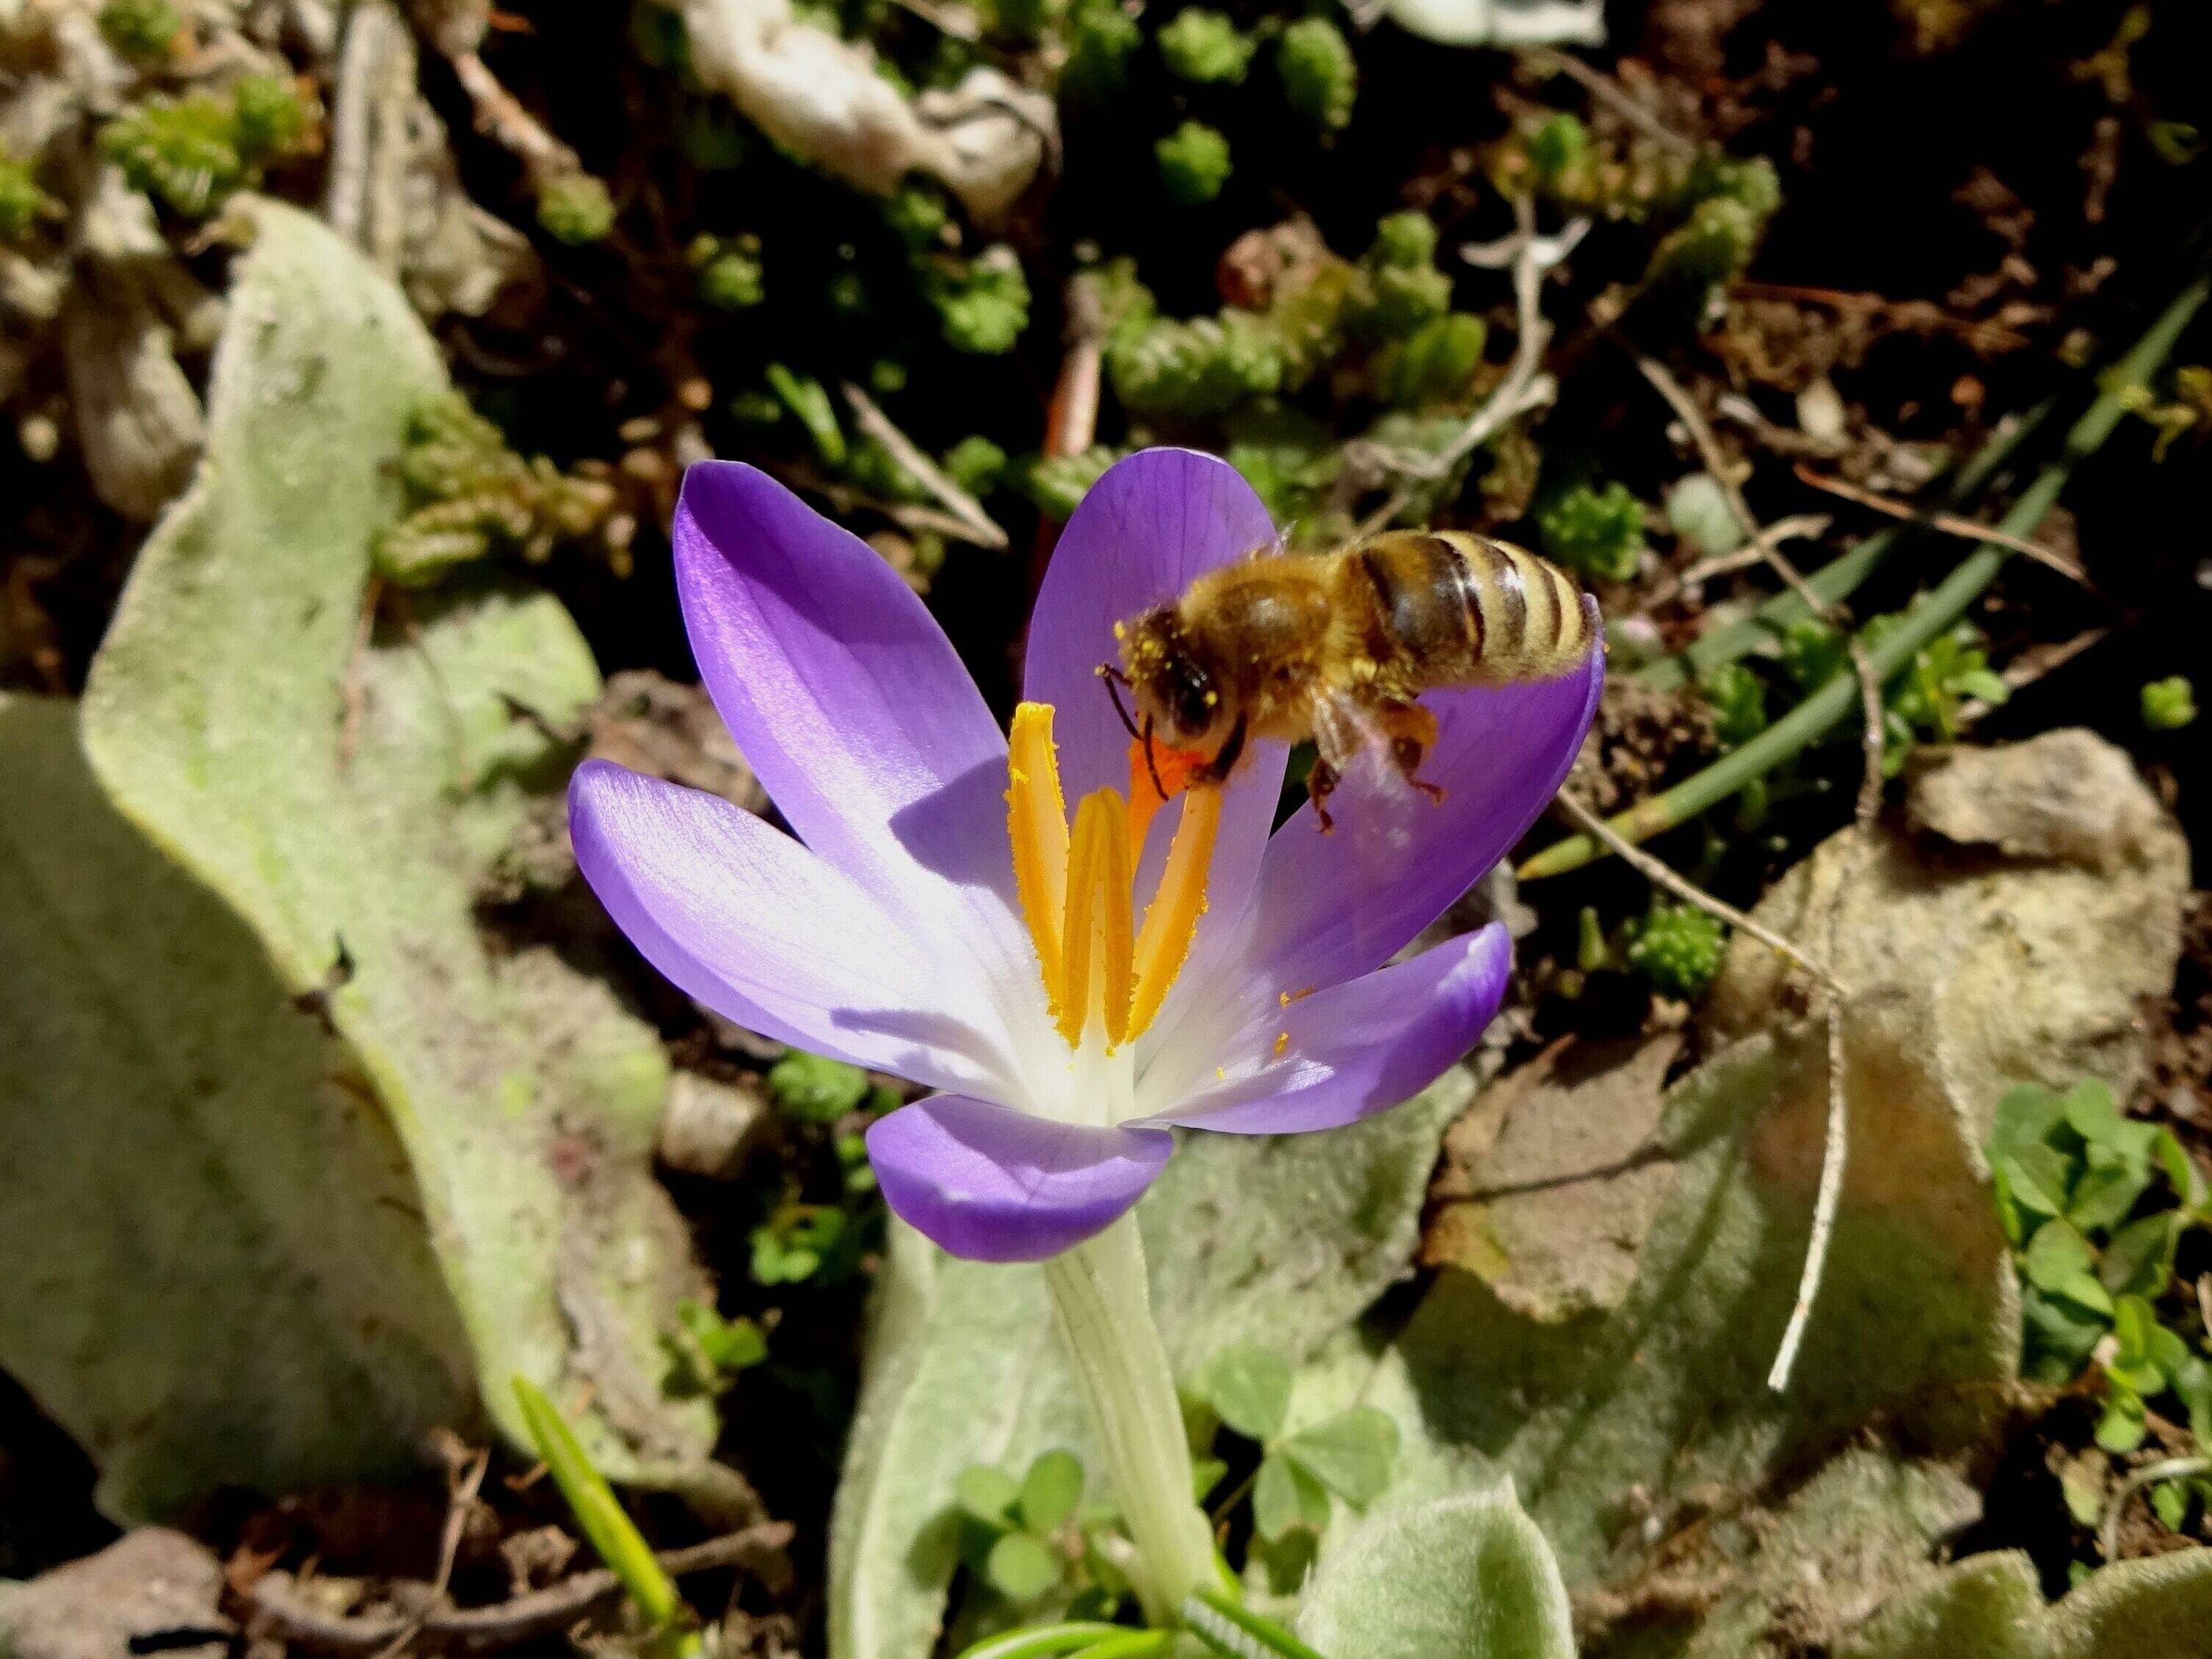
[1121,607,1228,750]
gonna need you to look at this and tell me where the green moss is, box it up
[535,173,617,245]
[883,183,950,250]
[942,435,1008,495]
[844,438,932,504]
[1778,617,1846,693]
[1276,18,1356,131]
[98,0,181,60]
[1109,308,1283,418]
[689,235,764,309]
[90,72,308,220]
[680,106,750,171]
[1063,0,1142,101]
[1158,8,1255,85]
[1540,481,1646,582]
[101,92,260,217]
[1156,119,1233,206]
[231,74,308,161]
[768,1050,872,1123]
[1352,214,1449,338]
[0,155,54,243]
[1697,661,1768,747]
[1625,904,1726,1000]
[1012,446,1123,518]
[1369,211,1438,270]
[2142,675,2197,730]
[918,246,1031,355]
[1371,313,1487,407]
[1361,263,1450,338]
[1225,403,1341,526]
[1650,156,1780,286]
[374,393,618,584]
[1524,112,1589,183]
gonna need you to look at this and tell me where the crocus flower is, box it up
[571,449,1602,1268]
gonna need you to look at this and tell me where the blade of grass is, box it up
[512,1374,699,1655]
[1526,274,2209,879]
[953,1624,1146,1659]
[1183,1587,1334,1659]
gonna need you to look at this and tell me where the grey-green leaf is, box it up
[1253,1451,1331,1542]
[1363,992,2018,1587]
[957,1465,1020,1526]
[0,697,476,1520]
[984,1531,1060,1604]
[1018,1450,1084,1533]
[76,197,730,1503]
[1200,1343,1294,1442]
[1835,1545,2212,1659]
[1296,1487,1575,1659]
[1280,1407,1399,1506]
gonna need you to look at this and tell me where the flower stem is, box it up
[1183,1587,1333,1659]
[1041,1212,1221,1624]
[1522,273,2210,881]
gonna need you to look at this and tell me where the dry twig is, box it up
[841,381,1009,550]
[1791,463,2094,587]
[1519,46,1700,155]
[2099,1456,2212,1564]
[1552,793,1841,993]
[446,49,580,189]
[1343,201,1587,534]
[1042,277,1106,462]
[242,1524,794,1656]
[1633,352,1882,1394]
[1636,512,1831,620]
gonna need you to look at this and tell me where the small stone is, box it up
[1904,727,2169,876]
[0,1531,226,1659]
[658,1071,769,1179]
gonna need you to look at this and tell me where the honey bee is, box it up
[1109,531,1595,828]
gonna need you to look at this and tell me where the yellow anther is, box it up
[1008,702,1220,1053]
[1128,784,1222,1041]
[1061,788,1135,1047]
[1007,703,1070,1020]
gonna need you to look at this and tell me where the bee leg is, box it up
[1378,703,1446,805]
[1308,694,1366,834]
[1308,758,1339,833]
[1196,714,1249,783]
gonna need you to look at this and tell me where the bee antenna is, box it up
[1098,662,1144,743]
[1139,714,1168,802]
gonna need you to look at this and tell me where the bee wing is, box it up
[1299,692,1438,961]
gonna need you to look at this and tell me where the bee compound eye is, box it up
[1174,669,1214,736]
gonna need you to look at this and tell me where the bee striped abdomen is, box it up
[1343,530,1589,688]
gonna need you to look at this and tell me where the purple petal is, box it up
[570,760,1018,1095]
[672,463,1026,984]
[867,1096,1175,1262]
[1232,612,1602,999]
[1024,447,1280,800]
[1137,924,1512,1135]
[1021,449,1290,1051]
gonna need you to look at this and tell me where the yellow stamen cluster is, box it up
[1007,703,1222,1049]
